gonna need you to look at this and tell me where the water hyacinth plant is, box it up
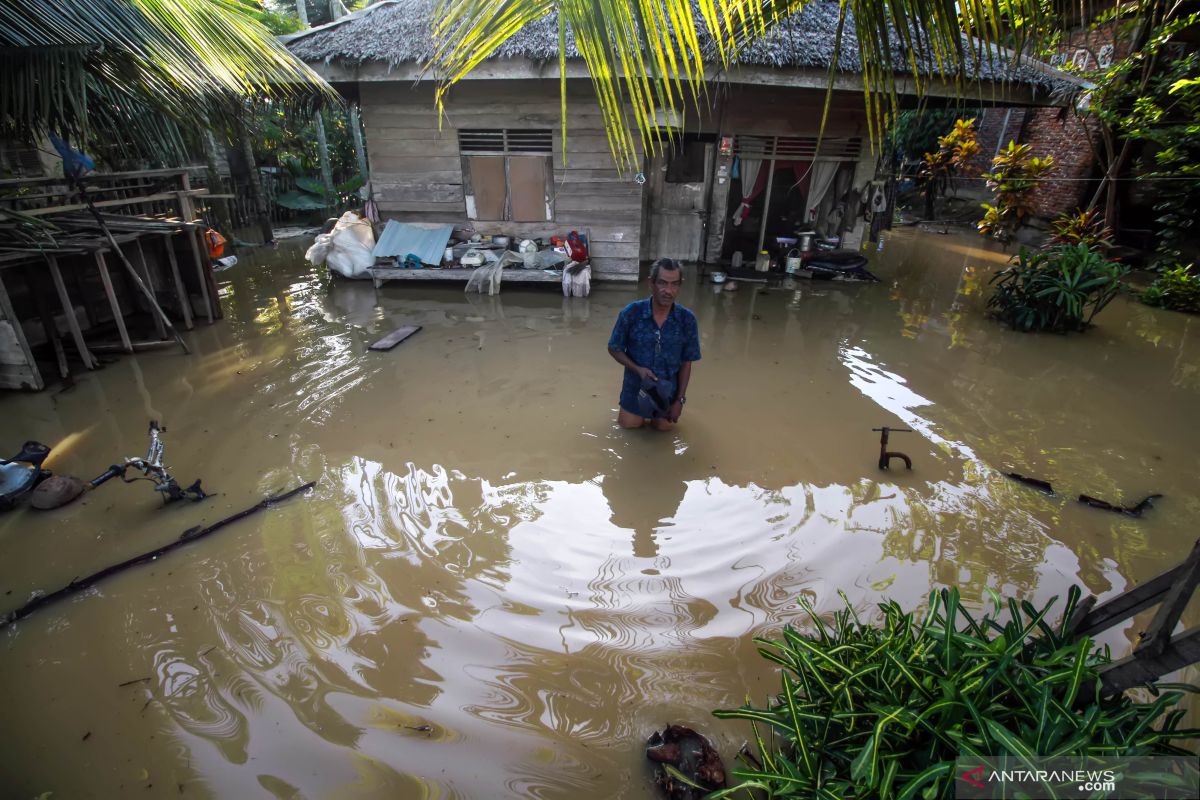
[712,588,1197,800]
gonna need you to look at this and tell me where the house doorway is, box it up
[720,135,862,264]
[640,134,714,263]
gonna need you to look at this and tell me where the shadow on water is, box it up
[0,228,1197,798]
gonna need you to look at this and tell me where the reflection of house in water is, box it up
[286,0,1075,282]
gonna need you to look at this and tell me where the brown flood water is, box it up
[1,228,1198,798]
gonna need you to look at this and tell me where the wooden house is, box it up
[288,0,1075,282]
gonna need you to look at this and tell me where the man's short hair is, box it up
[650,258,683,283]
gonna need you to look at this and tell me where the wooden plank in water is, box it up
[369,325,422,351]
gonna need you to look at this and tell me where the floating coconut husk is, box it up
[646,724,727,799]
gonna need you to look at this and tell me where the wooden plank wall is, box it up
[361,80,643,282]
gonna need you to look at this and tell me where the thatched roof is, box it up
[286,0,1075,94]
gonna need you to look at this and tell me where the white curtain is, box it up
[807,161,839,222]
[732,157,763,226]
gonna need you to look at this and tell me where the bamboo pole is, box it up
[0,482,316,630]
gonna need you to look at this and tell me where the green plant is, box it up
[432,0,1047,171]
[1141,263,1200,313]
[712,588,1197,800]
[1048,209,1114,250]
[275,154,364,210]
[978,142,1056,242]
[987,243,1126,332]
[917,118,980,218]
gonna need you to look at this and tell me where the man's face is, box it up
[651,268,682,306]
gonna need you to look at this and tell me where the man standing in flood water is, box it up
[607,258,701,431]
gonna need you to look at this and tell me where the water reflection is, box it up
[0,230,1196,799]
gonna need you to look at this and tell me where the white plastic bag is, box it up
[305,233,333,265]
[325,211,376,279]
[562,261,591,297]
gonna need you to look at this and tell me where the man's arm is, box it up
[667,360,692,422]
[609,348,656,382]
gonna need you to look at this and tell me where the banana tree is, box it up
[430,0,1051,171]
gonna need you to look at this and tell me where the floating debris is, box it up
[1079,493,1163,517]
[646,725,726,800]
[1005,472,1055,494]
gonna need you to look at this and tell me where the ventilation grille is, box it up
[459,129,553,155]
[734,135,862,160]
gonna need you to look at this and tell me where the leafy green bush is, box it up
[987,244,1125,332]
[713,589,1196,800]
[1048,209,1113,251]
[1141,264,1200,314]
[978,142,1055,242]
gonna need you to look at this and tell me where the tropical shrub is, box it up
[712,588,1197,800]
[987,244,1125,332]
[917,118,980,218]
[978,142,1056,242]
[1048,208,1114,251]
[1141,263,1200,313]
[274,155,364,211]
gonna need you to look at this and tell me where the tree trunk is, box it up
[201,130,236,249]
[350,105,368,181]
[315,111,335,204]
[236,116,274,244]
[295,0,309,27]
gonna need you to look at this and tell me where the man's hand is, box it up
[637,366,658,383]
[666,399,683,423]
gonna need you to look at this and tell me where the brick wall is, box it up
[966,20,1125,220]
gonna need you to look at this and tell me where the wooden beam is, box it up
[16,189,211,218]
[177,197,214,325]
[161,234,193,330]
[0,167,196,190]
[133,239,167,340]
[47,256,96,369]
[94,251,132,353]
[1135,539,1200,658]
[0,272,43,390]
[24,265,70,380]
[1072,554,1194,639]
[1098,626,1200,695]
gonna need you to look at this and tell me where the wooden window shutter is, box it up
[507,157,549,222]
[465,156,506,220]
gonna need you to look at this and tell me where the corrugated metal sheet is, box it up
[372,220,455,265]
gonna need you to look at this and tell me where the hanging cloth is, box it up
[731,158,764,226]
[807,161,840,222]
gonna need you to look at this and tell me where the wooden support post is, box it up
[162,234,193,330]
[134,238,167,340]
[94,250,132,353]
[47,257,96,369]
[0,272,43,390]
[1098,626,1200,695]
[1135,539,1200,658]
[177,178,216,324]
[755,159,776,256]
[24,265,69,380]
[1071,546,1196,638]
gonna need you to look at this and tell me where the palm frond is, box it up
[0,0,339,149]
[430,0,1046,171]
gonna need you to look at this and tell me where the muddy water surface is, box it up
[1,228,1198,799]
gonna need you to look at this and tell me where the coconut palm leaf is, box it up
[430,0,1044,171]
[0,0,338,148]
